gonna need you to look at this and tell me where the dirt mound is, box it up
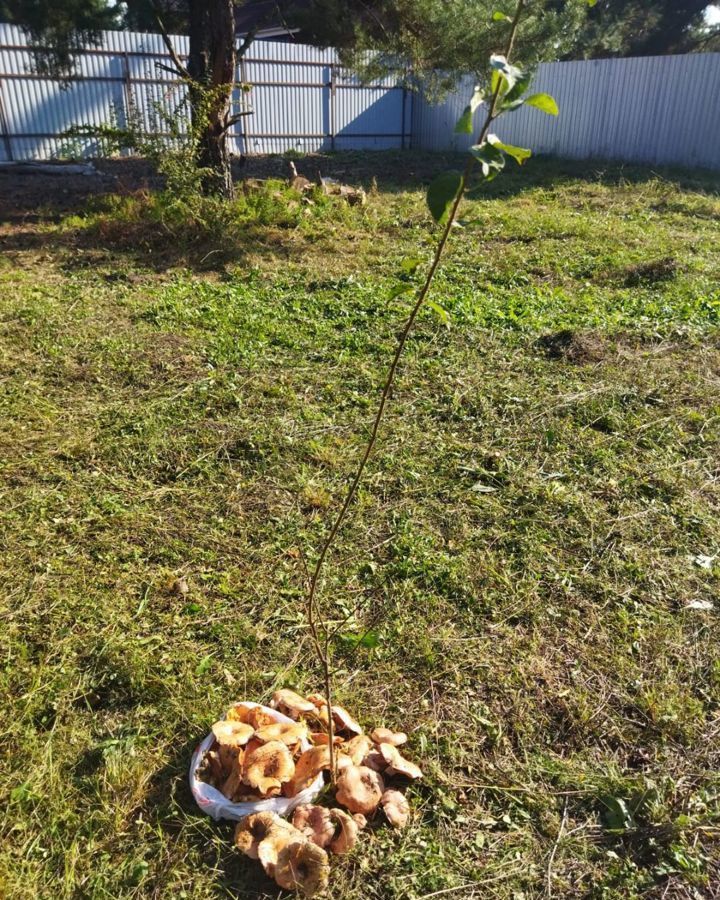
[622,256,678,286]
[537,329,607,364]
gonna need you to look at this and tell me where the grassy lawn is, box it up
[1,153,720,899]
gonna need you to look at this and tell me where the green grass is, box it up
[1,153,720,898]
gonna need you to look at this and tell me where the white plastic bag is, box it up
[189,701,324,822]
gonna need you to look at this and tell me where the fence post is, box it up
[0,78,13,161]
[240,55,252,155]
[408,77,417,151]
[330,64,336,151]
[121,53,133,156]
[236,55,247,157]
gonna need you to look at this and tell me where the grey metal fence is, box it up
[413,54,720,171]
[0,23,413,160]
[1,22,720,171]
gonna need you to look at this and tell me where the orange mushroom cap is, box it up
[211,720,255,779]
[370,727,408,747]
[234,812,281,860]
[256,819,302,876]
[211,720,254,749]
[328,808,360,855]
[220,754,246,800]
[344,734,373,766]
[233,787,266,802]
[254,720,309,747]
[331,705,363,736]
[285,744,331,797]
[299,694,331,727]
[381,788,411,828]
[225,703,254,724]
[305,693,327,708]
[242,740,295,796]
[273,840,330,897]
[362,749,386,772]
[292,805,335,848]
[197,748,224,787]
[377,743,423,780]
[335,764,385,816]
[271,689,316,719]
[309,731,344,747]
[245,706,278,730]
[335,753,354,773]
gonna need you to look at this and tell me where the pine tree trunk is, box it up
[197,114,234,197]
[187,0,236,199]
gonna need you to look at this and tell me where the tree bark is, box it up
[187,0,236,198]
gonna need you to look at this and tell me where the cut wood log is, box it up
[288,160,313,192]
[0,161,98,176]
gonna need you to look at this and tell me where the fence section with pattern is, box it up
[1,23,719,171]
[0,24,412,161]
[413,53,720,171]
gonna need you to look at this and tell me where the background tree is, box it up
[291,0,591,85]
[0,0,117,73]
[3,0,717,191]
[572,0,720,57]
[147,0,242,198]
[291,0,720,81]
[0,0,278,197]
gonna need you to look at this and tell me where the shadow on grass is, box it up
[1,151,718,273]
[239,151,720,197]
[0,191,319,274]
[136,734,281,897]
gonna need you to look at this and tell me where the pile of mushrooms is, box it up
[198,689,422,896]
[197,702,313,802]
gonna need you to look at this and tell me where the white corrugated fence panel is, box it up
[446,54,720,171]
[0,23,191,159]
[241,43,407,154]
[1,22,719,169]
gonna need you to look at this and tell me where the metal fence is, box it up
[1,22,720,171]
[414,53,720,171]
[0,23,413,160]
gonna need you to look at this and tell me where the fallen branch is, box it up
[0,160,98,176]
[546,798,569,898]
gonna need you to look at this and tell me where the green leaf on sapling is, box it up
[426,170,463,223]
[469,141,506,180]
[499,71,533,111]
[525,92,559,115]
[426,299,450,325]
[389,283,415,299]
[487,133,531,164]
[401,257,422,275]
[490,54,523,95]
[339,630,380,649]
[455,85,485,134]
